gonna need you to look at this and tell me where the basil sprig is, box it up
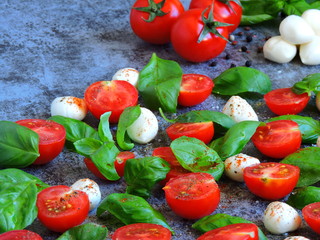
[287,186,320,210]
[292,73,320,95]
[57,223,108,240]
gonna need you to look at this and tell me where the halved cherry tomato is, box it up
[243,162,300,200]
[166,122,214,144]
[84,151,135,179]
[196,223,259,240]
[264,88,310,115]
[0,230,43,240]
[251,120,302,159]
[163,172,220,219]
[84,80,138,123]
[16,119,66,165]
[36,185,90,233]
[178,74,214,107]
[302,202,320,234]
[111,223,172,240]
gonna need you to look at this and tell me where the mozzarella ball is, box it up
[224,153,260,182]
[283,237,310,240]
[222,96,259,123]
[263,201,302,234]
[126,107,158,144]
[302,9,320,36]
[112,68,139,87]
[299,36,320,65]
[263,36,297,63]
[70,178,101,211]
[279,15,315,45]
[51,96,88,121]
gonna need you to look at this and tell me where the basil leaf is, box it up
[267,115,320,144]
[97,193,173,233]
[209,121,261,160]
[137,53,182,113]
[116,106,141,150]
[192,213,268,240]
[0,121,39,168]
[57,223,108,240]
[292,73,320,95]
[283,0,313,15]
[171,136,224,181]
[74,138,103,157]
[98,112,114,143]
[125,157,170,198]
[287,186,320,210]
[241,14,275,25]
[281,147,320,187]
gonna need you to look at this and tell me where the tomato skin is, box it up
[243,162,300,200]
[84,80,138,123]
[130,0,185,44]
[111,223,172,240]
[251,120,302,159]
[264,88,310,115]
[36,185,90,233]
[171,8,229,62]
[189,0,243,33]
[178,74,214,106]
[0,230,43,240]
[16,119,66,165]
[163,172,220,219]
[302,202,320,234]
[196,223,259,240]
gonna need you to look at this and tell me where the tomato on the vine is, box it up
[0,230,43,240]
[302,202,320,234]
[130,0,185,44]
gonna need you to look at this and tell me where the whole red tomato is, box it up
[130,0,185,44]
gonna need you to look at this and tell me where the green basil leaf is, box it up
[281,147,320,187]
[209,121,261,160]
[116,106,141,150]
[241,14,275,25]
[0,121,39,168]
[98,112,114,143]
[267,115,320,144]
[287,186,320,210]
[57,223,108,240]
[97,193,173,233]
[74,138,103,157]
[125,157,170,198]
[137,53,182,113]
[192,213,268,240]
[292,73,320,95]
[310,1,320,8]
[171,136,224,181]
[283,0,313,15]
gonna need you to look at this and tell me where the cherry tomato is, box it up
[163,172,220,219]
[264,88,310,115]
[111,223,172,240]
[243,162,300,200]
[178,74,214,107]
[302,202,320,234]
[170,8,229,62]
[0,230,43,240]
[196,223,259,240]
[16,119,66,165]
[166,122,214,144]
[36,185,90,232]
[84,80,138,123]
[189,0,243,33]
[130,0,185,44]
[251,120,302,159]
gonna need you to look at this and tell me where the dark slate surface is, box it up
[1,0,320,239]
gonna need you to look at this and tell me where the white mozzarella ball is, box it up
[283,236,310,240]
[126,107,158,144]
[263,201,302,234]
[112,68,139,87]
[299,36,320,65]
[302,9,320,36]
[51,96,88,121]
[263,36,297,63]
[222,96,259,123]
[224,153,260,182]
[279,15,315,45]
[71,178,101,211]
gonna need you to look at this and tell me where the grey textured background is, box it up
[1,0,320,239]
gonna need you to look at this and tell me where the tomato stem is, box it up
[133,0,169,22]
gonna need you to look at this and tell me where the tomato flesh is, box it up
[0,230,43,240]
[251,120,301,159]
[264,88,310,115]
[243,162,300,200]
[302,202,320,234]
[36,185,90,232]
[16,119,66,165]
[163,172,220,219]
